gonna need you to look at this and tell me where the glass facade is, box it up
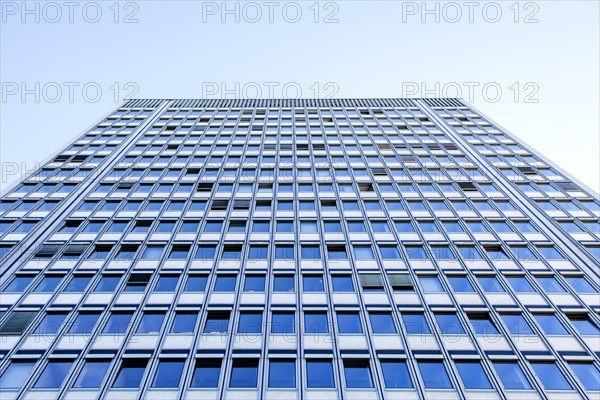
[0,98,598,399]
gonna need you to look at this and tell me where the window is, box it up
[332,276,354,292]
[136,313,165,334]
[273,275,294,292]
[301,245,321,260]
[468,314,499,334]
[69,312,100,334]
[3,276,33,292]
[171,312,197,333]
[448,276,475,292]
[454,361,492,389]
[417,361,453,389]
[478,276,506,292]
[327,245,348,260]
[152,360,185,388]
[238,312,263,334]
[568,362,600,391]
[536,277,566,293]
[204,312,230,333]
[506,276,536,293]
[369,313,397,334]
[435,313,466,335]
[531,362,572,390]
[195,245,216,260]
[353,245,375,260]
[33,313,68,335]
[359,273,384,291]
[33,276,63,292]
[62,276,91,293]
[94,276,120,292]
[303,275,325,292]
[124,273,151,292]
[242,275,265,292]
[214,275,237,291]
[493,362,532,389]
[271,312,295,334]
[141,245,164,260]
[268,360,296,388]
[184,276,207,292]
[380,360,413,388]
[229,360,259,388]
[537,246,565,260]
[112,359,148,388]
[501,314,534,336]
[191,359,221,388]
[419,276,445,292]
[33,361,73,389]
[274,245,294,260]
[344,361,373,388]
[534,314,568,335]
[304,312,329,334]
[73,360,111,388]
[337,313,363,333]
[168,245,189,260]
[0,361,36,389]
[306,360,335,388]
[103,313,133,334]
[565,276,597,293]
[402,313,431,334]
[155,276,179,292]
[568,314,600,335]
[379,245,402,259]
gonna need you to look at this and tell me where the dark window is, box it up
[204,312,230,333]
[343,360,373,388]
[229,359,259,388]
[191,359,221,388]
[112,359,148,388]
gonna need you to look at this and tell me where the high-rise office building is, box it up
[0,98,598,399]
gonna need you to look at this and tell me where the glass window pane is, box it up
[456,361,492,389]
[112,360,147,388]
[493,362,532,390]
[417,361,453,389]
[152,360,184,388]
[229,360,258,388]
[306,360,335,388]
[381,361,413,388]
[531,363,572,390]
[568,363,600,391]
[0,361,36,389]
[191,360,221,388]
[33,361,72,388]
[369,313,397,334]
[268,360,296,388]
[73,361,111,388]
[344,361,373,388]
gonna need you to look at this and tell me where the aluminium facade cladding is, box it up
[0,98,598,399]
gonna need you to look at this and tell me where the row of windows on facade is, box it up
[0,353,597,392]
[46,212,596,240]
[5,270,597,301]
[2,292,598,338]
[23,239,575,266]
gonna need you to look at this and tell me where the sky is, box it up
[1,0,599,193]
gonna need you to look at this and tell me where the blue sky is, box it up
[1,0,598,192]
